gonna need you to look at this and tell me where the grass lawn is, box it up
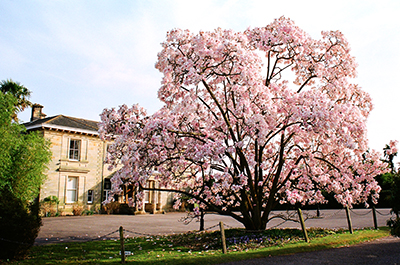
[5,227,390,264]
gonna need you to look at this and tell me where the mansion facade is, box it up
[24,104,172,214]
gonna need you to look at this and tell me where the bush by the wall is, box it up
[102,201,121,214]
[72,203,85,216]
[40,195,60,217]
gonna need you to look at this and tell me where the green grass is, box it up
[5,227,390,264]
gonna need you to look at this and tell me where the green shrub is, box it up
[387,217,400,236]
[0,190,42,261]
[83,210,94,215]
[40,196,60,217]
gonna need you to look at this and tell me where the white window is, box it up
[69,139,81,161]
[104,178,111,190]
[66,177,78,203]
[103,179,111,201]
[87,190,94,204]
[103,190,111,201]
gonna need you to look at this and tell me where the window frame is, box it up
[66,176,78,203]
[103,190,111,201]
[68,139,81,161]
[87,190,94,204]
[103,179,112,201]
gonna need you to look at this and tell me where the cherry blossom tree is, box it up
[100,17,387,230]
[379,140,400,218]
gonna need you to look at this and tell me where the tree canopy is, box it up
[100,17,387,230]
[378,141,400,217]
[0,79,32,120]
[0,92,51,203]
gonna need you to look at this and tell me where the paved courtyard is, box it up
[35,208,393,245]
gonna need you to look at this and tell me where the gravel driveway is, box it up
[35,209,393,245]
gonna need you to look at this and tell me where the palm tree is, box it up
[0,79,32,120]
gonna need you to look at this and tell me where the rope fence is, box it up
[93,229,120,240]
[3,208,393,263]
[0,229,121,247]
[376,209,393,216]
[269,219,289,229]
[21,208,395,248]
[317,208,344,218]
[123,229,155,238]
[350,209,373,216]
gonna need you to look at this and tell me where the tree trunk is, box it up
[241,208,269,230]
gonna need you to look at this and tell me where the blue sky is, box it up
[1,0,399,153]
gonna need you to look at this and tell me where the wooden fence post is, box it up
[345,207,353,234]
[119,226,125,264]
[219,221,227,254]
[372,206,378,230]
[297,208,310,243]
[200,209,204,231]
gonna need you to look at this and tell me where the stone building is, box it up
[24,104,172,214]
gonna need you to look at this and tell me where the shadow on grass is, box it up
[6,227,390,264]
[127,228,390,265]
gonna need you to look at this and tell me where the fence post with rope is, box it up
[200,209,205,231]
[119,226,125,264]
[219,221,227,254]
[297,208,310,243]
[345,207,353,234]
[372,206,378,229]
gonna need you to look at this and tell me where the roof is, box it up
[24,115,100,136]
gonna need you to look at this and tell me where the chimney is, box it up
[31,104,47,121]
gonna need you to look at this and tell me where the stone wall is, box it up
[39,129,174,215]
[39,130,106,214]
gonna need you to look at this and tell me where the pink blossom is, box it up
[99,17,387,230]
